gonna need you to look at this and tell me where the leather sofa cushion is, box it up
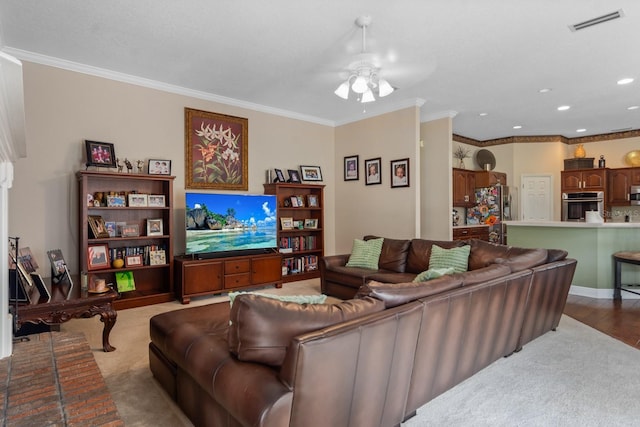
[547,249,568,263]
[406,239,465,274]
[495,247,548,272]
[228,295,385,367]
[356,277,464,308]
[468,239,510,270]
[364,235,411,273]
[451,264,512,286]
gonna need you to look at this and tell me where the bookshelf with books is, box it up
[77,171,174,310]
[263,182,324,283]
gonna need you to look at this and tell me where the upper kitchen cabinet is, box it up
[475,171,507,187]
[608,169,631,205]
[561,169,606,192]
[453,168,476,207]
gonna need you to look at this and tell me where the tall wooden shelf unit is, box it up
[264,183,325,283]
[78,171,175,310]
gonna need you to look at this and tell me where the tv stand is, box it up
[195,248,275,260]
[174,252,282,304]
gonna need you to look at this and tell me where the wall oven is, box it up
[562,192,604,221]
[630,185,640,205]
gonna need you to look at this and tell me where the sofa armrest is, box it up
[320,254,350,269]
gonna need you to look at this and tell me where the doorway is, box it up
[521,174,553,221]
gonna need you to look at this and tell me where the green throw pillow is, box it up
[228,291,327,307]
[413,267,456,282]
[345,238,384,270]
[428,244,471,273]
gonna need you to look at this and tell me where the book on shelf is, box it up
[279,235,317,252]
[282,255,318,275]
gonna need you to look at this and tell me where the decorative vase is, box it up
[458,159,465,169]
[574,144,586,158]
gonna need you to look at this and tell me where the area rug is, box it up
[0,331,123,426]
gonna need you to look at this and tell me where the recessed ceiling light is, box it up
[479,112,488,116]
[617,78,634,85]
[576,128,586,133]
[513,125,522,130]
[628,105,639,110]
[557,105,571,111]
[539,88,552,93]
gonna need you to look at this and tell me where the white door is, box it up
[521,174,553,221]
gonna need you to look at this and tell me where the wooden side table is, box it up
[14,278,118,352]
[613,251,640,300]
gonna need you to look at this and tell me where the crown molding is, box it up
[421,110,458,122]
[453,129,640,146]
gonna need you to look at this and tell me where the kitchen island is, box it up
[506,221,640,299]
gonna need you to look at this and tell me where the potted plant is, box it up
[454,146,471,169]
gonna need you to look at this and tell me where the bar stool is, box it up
[612,251,640,300]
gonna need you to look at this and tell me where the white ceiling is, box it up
[1,1,639,141]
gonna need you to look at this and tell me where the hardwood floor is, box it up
[563,294,640,350]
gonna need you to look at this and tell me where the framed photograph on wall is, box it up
[148,159,172,175]
[344,155,359,181]
[185,107,248,190]
[300,165,323,182]
[85,140,116,169]
[365,157,382,185]
[390,158,410,188]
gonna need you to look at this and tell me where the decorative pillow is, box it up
[228,291,327,307]
[428,244,471,273]
[412,267,456,282]
[345,238,384,269]
[228,294,385,366]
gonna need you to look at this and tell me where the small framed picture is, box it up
[125,254,143,267]
[106,195,126,207]
[300,165,323,182]
[87,244,110,271]
[88,215,110,239]
[365,157,382,186]
[290,196,299,207]
[293,220,304,229]
[120,224,140,237]
[105,221,117,238]
[344,155,359,181]
[391,158,410,188]
[148,195,166,207]
[116,221,128,237]
[274,168,286,183]
[287,169,301,183]
[128,194,148,207]
[149,250,166,266]
[85,140,116,169]
[280,217,294,230]
[307,194,319,207]
[147,218,163,236]
[304,218,318,229]
[148,159,172,175]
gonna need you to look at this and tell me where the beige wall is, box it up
[333,107,420,254]
[10,62,335,275]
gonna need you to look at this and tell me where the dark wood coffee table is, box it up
[14,278,118,352]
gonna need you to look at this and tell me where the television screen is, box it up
[185,192,277,256]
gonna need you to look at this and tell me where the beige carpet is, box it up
[61,279,640,426]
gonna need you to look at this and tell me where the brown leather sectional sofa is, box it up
[149,237,576,427]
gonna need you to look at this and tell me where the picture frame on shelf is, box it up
[365,157,382,185]
[125,254,143,267]
[120,224,140,237]
[293,220,304,229]
[148,195,166,207]
[304,218,318,229]
[274,168,286,183]
[185,107,248,190]
[105,221,117,237]
[128,193,148,207]
[307,194,319,207]
[47,249,67,277]
[106,195,126,207]
[300,165,323,182]
[287,169,301,183]
[147,218,163,236]
[391,158,410,188]
[87,244,110,271]
[148,159,172,175]
[280,217,294,230]
[290,196,299,207]
[85,140,116,169]
[344,155,359,181]
[88,215,110,239]
[149,250,166,265]
[116,221,128,237]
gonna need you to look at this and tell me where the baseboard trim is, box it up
[569,285,640,299]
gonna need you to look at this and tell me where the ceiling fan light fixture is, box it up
[334,81,350,99]
[361,89,375,103]
[351,75,369,94]
[378,79,394,97]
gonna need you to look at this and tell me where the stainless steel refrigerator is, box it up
[466,184,512,244]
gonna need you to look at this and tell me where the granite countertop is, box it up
[504,220,640,228]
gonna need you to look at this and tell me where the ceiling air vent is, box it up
[569,9,624,31]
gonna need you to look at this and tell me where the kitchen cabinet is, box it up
[475,171,507,187]
[608,169,631,205]
[561,169,606,191]
[453,226,489,242]
[453,168,476,207]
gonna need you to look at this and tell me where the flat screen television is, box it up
[185,192,278,258]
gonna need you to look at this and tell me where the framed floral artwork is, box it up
[185,107,248,190]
